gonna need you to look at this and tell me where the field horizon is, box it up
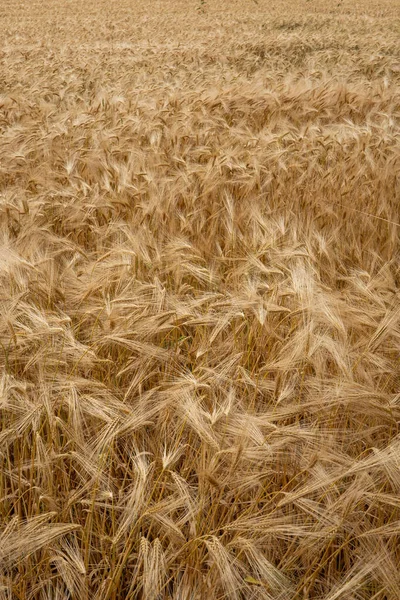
[1,0,400,598]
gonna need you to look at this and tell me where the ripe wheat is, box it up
[0,0,399,598]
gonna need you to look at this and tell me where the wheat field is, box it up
[0,0,399,598]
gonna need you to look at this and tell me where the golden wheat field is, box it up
[0,0,400,598]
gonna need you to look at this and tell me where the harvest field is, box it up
[1,0,400,597]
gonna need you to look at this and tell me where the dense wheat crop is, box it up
[0,0,399,597]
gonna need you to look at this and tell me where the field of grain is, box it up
[0,0,399,598]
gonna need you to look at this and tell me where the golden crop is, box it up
[0,0,399,598]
